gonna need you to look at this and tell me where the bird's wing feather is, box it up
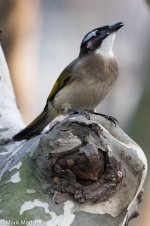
[47,69,71,101]
[46,59,77,105]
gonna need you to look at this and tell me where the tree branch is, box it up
[0,42,24,141]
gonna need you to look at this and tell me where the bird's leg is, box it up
[88,110,119,127]
[68,108,91,120]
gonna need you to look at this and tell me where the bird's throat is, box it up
[96,33,116,58]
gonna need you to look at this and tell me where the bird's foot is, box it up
[68,108,91,120]
[91,112,119,126]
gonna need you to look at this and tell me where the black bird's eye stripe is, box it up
[79,23,123,57]
[81,25,110,46]
[96,30,101,35]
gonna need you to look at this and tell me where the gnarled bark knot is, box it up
[34,113,144,206]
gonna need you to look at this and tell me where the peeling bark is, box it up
[0,43,148,226]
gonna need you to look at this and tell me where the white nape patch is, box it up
[83,30,97,43]
[96,33,116,57]
[9,161,22,171]
[26,189,36,194]
[7,171,21,184]
[20,199,75,226]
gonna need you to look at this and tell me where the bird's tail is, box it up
[13,108,50,141]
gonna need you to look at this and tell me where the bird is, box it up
[13,22,123,141]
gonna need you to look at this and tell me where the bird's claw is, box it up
[91,112,119,126]
[107,115,118,126]
[68,109,118,126]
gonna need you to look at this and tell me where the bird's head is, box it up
[79,22,123,57]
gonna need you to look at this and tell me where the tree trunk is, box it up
[0,44,147,226]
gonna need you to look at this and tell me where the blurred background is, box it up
[0,0,150,225]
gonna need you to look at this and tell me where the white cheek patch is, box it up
[96,33,116,57]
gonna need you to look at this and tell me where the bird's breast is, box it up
[53,54,118,111]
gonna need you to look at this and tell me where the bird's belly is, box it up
[53,79,113,112]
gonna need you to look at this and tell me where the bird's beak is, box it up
[109,22,124,33]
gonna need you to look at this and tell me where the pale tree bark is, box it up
[0,44,147,226]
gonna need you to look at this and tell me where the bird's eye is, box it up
[96,30,101,36]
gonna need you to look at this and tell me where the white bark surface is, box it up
[0,44,24,140]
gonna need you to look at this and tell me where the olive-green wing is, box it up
[46,59,77,104]
[48,69,71,101]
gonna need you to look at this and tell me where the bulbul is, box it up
[13,22,123,141]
